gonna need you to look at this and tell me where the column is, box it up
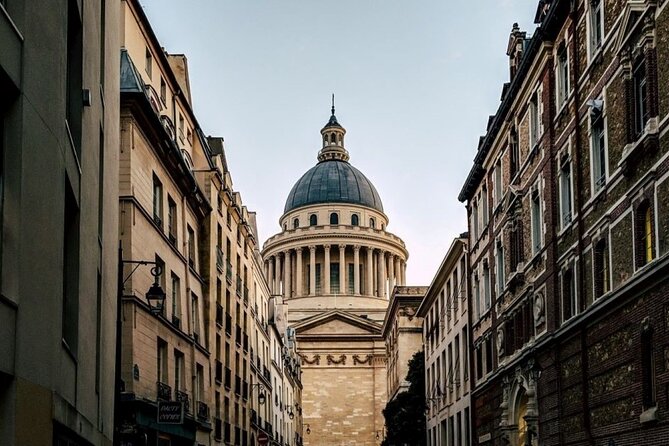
[274,253,281,295]
[403,261,407,286]
[395,256,402,287]
[353,245,361,295]
[388,254,395,294]
[377,250,385,298]
[284,250,292,298]
[268,257,274,294]
[296,248,303,296]
[366,247,374,297]
[309,246,316,296]
[339,244,346,294]
[324,244,331,295]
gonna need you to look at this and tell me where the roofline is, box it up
[457,0,569,202]
[417,235,468,317]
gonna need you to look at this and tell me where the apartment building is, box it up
[459,0,669,444]
[117,1,301,445]
[0,1,120,444]
[418,236,470,446]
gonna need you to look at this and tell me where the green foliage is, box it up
[381,351,426,446]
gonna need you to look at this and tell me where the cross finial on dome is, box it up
[331,93,335,116]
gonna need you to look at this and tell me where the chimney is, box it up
[506,23,527,81]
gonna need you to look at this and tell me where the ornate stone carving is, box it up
[398,306,416,320]
[496,327,505,357]
[352,354,373,365]
[299,354,320,365]
[327,354,346,365]
[533,292,545,326]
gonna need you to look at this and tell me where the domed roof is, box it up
[284,160,384,213]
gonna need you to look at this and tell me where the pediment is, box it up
[293,310,382,337]
[614,0,650,54]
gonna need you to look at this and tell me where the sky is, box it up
[141,0,539,285]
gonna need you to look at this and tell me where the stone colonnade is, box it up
[264,244,406,299]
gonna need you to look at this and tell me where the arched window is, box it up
[381,223,385,230]
[283,224,287,231]
[309,214,318,226]
[331,133,336,144]
[351,214,359,226]
[369,218,376,229]
[293,218,299,229]
[516,391,529,446]
[330,213,339,225]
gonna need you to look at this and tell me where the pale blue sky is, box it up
[142,0,539,284]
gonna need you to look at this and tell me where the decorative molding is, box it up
[299,354,320,365]
[326,354,346,365]
[398,306,417,320]
[352,354,373,365]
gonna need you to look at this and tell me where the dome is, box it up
[284,160,384,213]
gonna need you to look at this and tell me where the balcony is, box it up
[236,276,242,297]
[234,375,241,396]
[196,401,209,420]
[216,246,224,272]
[216,303,223,327]
[175,390,190,413]
[226,260,233,283]
[224,367,232,389]
[215,360,223,384]
[214,417,222,441]
[157,381,172,401]
[265,421,273,437]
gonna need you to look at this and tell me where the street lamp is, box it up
[251,383,266,405]
[114,243,167,445]
[305,424,311,435]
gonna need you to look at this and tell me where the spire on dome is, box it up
[318,95,348,162]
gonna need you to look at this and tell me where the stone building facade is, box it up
[418,236,470,446]
[0,0,120,444]
[459,0,669,445]
[117,2,301,445]
[382,286,427,403]
[262,108,409,445]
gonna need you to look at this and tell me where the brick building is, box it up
[458,0,669,445]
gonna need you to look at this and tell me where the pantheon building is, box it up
[262,107,409,445]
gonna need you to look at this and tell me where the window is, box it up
[330,212,339,225]
[641,324,656,409]
[510,222,523,271]
[196,364,205,403]
[178,113,185,141]
[496,239,505,294]
[474,273,480,319]
[462,327,469,382]
[633,58,649,137]
[483,262,491,311]
[330,263,340,294]
[157,338,168,385]
[153,174,163,227]
[561,265,577,322]
[588,0,603,56]
[369,217,376,229]
[471,200,479,240]
[351,214,359,226]
[192,293,201,342]
[167,196,176,243]
[636,202,654,267]
[171,273,181,326]
[174,349,185,391]
[556,44,569,107]
[481,186,488,228]
[529,89,542,149]
[558,153,572,228]
[315,263,322,294]
[591,104,607,191]
[145,47,153,78]
[160,77,167,104]
[348,263,355,294]
[593,238,609,299]
[493,159,502,206]
[484,337,493,375]
[309,214,317,226]
[475,344,483,381]
[187,225,195,266]
[510,128,519,178]
[293,218,299,229]
[62,180,80,353]
[531,187,542,253]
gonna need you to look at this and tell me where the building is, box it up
[417,235,470,446]
[117,2,301,445]
[262,107,409,445]
[382,286,427,403]
[458,1,669,444]
[0,1,120,444]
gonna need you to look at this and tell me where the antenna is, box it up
[331,93,335,116]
